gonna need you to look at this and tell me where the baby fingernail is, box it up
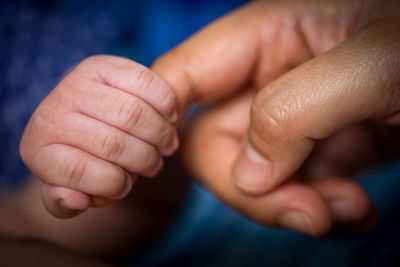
[153,159,164,174]
[169,134,180,152]
[280,210,317,236]
[111,172,133,199]
[233,143,272,193]
[59,199,82,214]
[143,158,164,178]
[161,134,180,156]
[168,110,178,123]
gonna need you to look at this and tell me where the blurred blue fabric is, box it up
[1,1,400,266]
[0,0,245,190]
[134,163,400,267]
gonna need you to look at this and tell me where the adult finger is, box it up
[152,0,335,114]
[184,91,377,234]
[183,91,331,235]
[232,22,400,194]
[308,177,373,224]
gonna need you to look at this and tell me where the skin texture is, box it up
[19,55,179,218]
[0,155,190,258]
[17,0,400,240]
[152,0,400,235]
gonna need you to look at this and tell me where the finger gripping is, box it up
[251,91,295,145]
[117,99,146,133]
[98,134,127,163]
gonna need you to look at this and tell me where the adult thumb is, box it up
[232,23,400,194]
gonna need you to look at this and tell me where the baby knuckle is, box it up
[63,159,88,188]
[139,147,159,172]
[135,68,177,117]
[159,88,177,116]
[81,55,108,66]
[98,134,127,162]
[159,123,172,146]
[117,100,145,131]
[135,67,155,92]
[75,55,112,76]
[79,56,98,69]
[62,76,90,97]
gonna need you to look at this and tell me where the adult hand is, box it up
[153,0,400,235]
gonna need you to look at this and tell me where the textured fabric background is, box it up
[0,0,245,191]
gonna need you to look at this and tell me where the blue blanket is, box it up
[1,1,400,266]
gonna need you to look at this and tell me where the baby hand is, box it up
[20,55,179,218]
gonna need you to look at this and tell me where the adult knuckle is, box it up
[252,94,293,143]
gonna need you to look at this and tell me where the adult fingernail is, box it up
[280,210,317,236]
[329,198,357,221]
[233,143,272,193]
